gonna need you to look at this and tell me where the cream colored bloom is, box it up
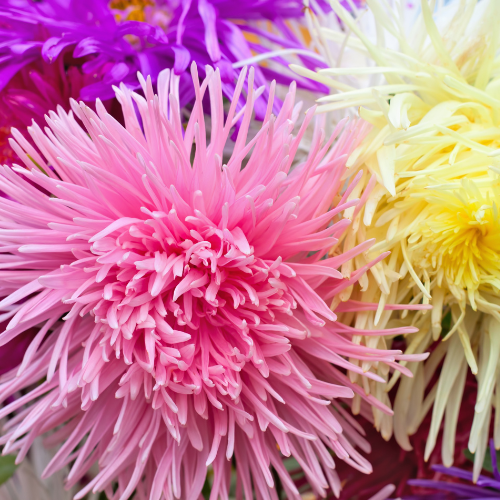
[294,0,500,480]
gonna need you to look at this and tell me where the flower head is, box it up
[408,181,500,308]
[0,65,422,499]
[295,0,500,479]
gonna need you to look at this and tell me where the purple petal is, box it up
[79,80,117,101]
[215,20,253,60]
[135,51,166,83]
[103,62,131,85]
[408,479,500,498]
[116,21,169,44]
[10,41,42,56]
[207,0,304,20]
[431,465,475,482]
[177,71,196,107]
[42,36,76,63]
[81,53,109,75]
[198,0,221,62]
[175,0,193,45]
[74,37,103,58]
[163,44,191,74]
[214,59,234,83]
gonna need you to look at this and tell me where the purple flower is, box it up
[0,0,329,113]
[0,0,126,162]
[404,439,500,499]
[0,0,168,99]
[0,0,334,165]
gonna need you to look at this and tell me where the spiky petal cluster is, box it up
[0,65,423,499]
[295,0,500,479]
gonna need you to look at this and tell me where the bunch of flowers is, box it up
[3,0,500,498]
[297,0,500,481]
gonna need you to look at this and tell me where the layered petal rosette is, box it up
[0,65,423,500]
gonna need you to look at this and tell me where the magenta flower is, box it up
[0,65,423,500]
[0,53,110,165]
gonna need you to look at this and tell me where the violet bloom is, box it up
[405,439,500,499]
[0,65,425,499]
[0,0,329,122]
[0,0,170,101]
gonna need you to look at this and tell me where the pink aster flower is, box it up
[0,64,424,500]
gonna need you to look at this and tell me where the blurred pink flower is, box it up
[0,64,424,500]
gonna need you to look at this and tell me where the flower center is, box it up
[73,213,299,402]
[110,0,154,21]
[109,0,173,28]
[408,182,500,302]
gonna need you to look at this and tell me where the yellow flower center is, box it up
[110,0,155,22]
[408,182,500,305]
[110,0,174,30]
[109,0,173,47]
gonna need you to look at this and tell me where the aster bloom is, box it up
[293,0,500,479]
[0,0,169,102]
[0,0,125,164]
[0,65,424,499]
